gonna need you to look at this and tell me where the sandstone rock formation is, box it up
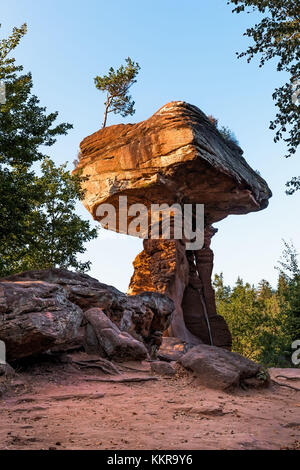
[75,101,272,349]
[0,269,174,361]
[0,278,82,361]
[179,344,267,390]
[83,307,148,361]
[157,337,191,362]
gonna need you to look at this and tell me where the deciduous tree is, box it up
[1,158,97,274]
[0,24,97,276]
[227,1,300,163]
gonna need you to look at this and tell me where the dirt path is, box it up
[0,359,299,450]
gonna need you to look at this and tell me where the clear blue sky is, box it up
[2,0,299,291]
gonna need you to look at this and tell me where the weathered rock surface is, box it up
[129,234,232,348]
[76,101,271,223]
[0,279,82,361]
[179,344,265,390]
[150,360,176,376]
[157,337,192,362]
[75,101,272,349]
[0,269,174,361]
[83,307,148,361]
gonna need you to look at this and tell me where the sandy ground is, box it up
[0,355,299,450]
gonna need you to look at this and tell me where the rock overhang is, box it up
[75,101,272,227]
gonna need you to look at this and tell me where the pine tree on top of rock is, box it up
[94,57,140,128]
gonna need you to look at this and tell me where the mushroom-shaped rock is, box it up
[75,101,272,349]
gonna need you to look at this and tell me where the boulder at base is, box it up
[179,344,267,390]
[0,269,174,361]
[83,308,148,361]
[0,280,82,361]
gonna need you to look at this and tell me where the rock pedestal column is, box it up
[128,227,232,349]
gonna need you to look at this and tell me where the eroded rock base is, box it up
[129,228,232,349]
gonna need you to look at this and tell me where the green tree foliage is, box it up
[286,176,300,195]
[0,24,72,167]
[0,23,26,78]
[214,241,300,367]
[257,279,273,300]
[277,239,300,279]
[1,159,97,275]
[0,24,97,276]
[227,1,300,161]
[94,57,140,128]
[277,240,300,342]
[0,23,72,243]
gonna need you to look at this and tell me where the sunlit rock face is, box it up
[75,101,272,349]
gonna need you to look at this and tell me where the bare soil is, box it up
[0,354,299,450]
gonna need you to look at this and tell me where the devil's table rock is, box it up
[0,269,174,361]
[75,101,272,349]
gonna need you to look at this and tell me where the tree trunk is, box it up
[102,98,110,128]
